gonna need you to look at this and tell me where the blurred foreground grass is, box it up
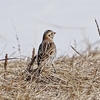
[0,49,100,100]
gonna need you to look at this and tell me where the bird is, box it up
[36,30,57,76]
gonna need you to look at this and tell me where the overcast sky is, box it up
[0,0,100,58]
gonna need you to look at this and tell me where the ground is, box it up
[0,50,100,100]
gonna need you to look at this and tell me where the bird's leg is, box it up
[35,66,42,77]
[52,64,56,73]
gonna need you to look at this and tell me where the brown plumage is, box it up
[36,30,57,76]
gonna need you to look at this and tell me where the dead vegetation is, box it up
[0,49,100,100]
[0,20,100,100]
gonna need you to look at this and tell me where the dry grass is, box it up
[0,49,100,100]
[0,20,100,100]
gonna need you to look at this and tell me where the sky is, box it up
[0,0,100,58]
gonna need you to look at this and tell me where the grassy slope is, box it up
[0,50,100,100]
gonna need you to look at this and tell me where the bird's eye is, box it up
[51,32,53,35]
[48,34,51,37]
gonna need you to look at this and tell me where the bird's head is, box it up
[43,30,56,41]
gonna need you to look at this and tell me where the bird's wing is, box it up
[37,41,56,66]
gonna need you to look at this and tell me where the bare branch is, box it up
[4,54,8,70]
[32,48,35,59]
[70,45,82,56]
[11,19,21,55]
[95,19,100,36]
[0,57,24,61]
[27,48,36,72]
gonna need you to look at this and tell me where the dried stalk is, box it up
[11,19,21,55]
[4,54,8,79]
[4,54,8,70]
[32,48,35,59]
[70,45,82,56]
[0,57,23,61]
[27,48,36,71]
[95,19,100,36]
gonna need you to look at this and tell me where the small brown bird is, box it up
[36,30,57,76]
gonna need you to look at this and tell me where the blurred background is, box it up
[0,0,100,58]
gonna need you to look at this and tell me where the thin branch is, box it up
[70,45,82,56]
[32,48,35,59]
[4,54,8,79]
[4,54,8,70]
[95,19,100,36]
[27,48,36,72]
[11,19,21,55]
[0,57,24,61]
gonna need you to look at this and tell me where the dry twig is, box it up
[4,54,8,79]
[11,19,21,55]
[95,19,100,36]
[32,48,35,59]
[70,45,82,56]
[0,57,23,61]
[27,48,36,71]
[4,54,8,71]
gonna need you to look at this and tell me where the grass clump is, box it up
[0,48,100,100]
